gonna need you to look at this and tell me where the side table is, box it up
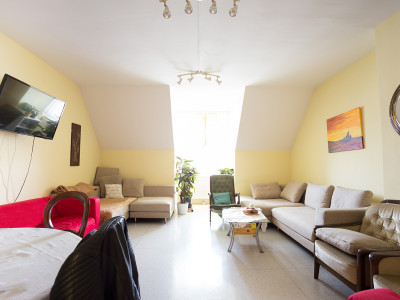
[222,207,269,253]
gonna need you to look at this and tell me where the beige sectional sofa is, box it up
[241,181,373,252]
[241,181,307,220]
[94,167,175,223]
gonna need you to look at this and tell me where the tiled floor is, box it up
[127,205,354,300]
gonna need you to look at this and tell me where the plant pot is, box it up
[178,202,189,215]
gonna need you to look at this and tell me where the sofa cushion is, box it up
[360,203,400,245]
[241,197,304,219]
[144,185,175,198]
[94,167,119,185]
[373,276,400,294]
[314,240,358,285]
[122,178,145,197]
[250,182,281,199]
[272,206,316,241]
[330,186,372,208]
[99,175,123,198]
[39,215,96,236]
[130,197,173,212]
[316,227,393,255]
[280,181,307,203]
[304,183,334,209]
[105,184,124,199]
[100,198,136,223]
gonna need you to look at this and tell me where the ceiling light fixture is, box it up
[177,71,221,85]
[185,0,193,14]
[160,0,239,18]
[209,0,217,14]
[160,0,171,19]
[229,0,240,17]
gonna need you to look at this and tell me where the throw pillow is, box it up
[280,181,307,203]
[250,182,281,199]
[105,184,124,199]
[213,192,231,205]
[122,178,145,198]
[330,186,372,208]
[304,183,334,209]
[99,175,123,198]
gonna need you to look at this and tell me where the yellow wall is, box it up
[0,32,101,204]
[235,150,291,196]
[375,10,400,199]
[291,52,384,201]
[100,150,175,185]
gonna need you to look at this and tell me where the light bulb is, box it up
[177,77,183,85]
[216,78,222,85]
[163,4,171,19]
[188,76,194,82]
[209,1,217,14]
[229,5,237,17]
[185,1,193,14]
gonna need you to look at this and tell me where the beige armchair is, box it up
[314,201,400,291]
[369,250,400,293]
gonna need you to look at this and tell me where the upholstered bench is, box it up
[129,185,175,222]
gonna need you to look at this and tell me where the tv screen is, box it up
[0,74,66,140]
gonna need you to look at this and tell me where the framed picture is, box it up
[70,123,81,166]
[327,107,364,153]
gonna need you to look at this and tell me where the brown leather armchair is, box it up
[314,201,400,291]
[369,250,400,293]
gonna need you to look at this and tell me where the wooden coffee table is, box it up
[222,207,269,253]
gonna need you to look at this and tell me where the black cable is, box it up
[6,135,17,203]
[14,136,35,202]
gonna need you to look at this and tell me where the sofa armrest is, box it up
[0,197,51,228]
[88,197,101,229]
[369,249,400,287]
[143,185,175,198]
[315,207,368,226]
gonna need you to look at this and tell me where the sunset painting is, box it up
[327,107,364,153]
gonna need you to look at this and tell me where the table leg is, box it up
[255,223,264,253]
[228,223,235,252]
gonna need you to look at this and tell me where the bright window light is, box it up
[171,86,244,200]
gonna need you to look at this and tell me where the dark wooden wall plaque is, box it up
[70,123,81,166]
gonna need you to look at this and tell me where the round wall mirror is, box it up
[390,84,400,135]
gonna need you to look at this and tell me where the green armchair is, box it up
[208,175,240,224]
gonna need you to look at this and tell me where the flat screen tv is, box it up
[0,74,66,140]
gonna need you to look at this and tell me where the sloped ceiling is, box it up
[81,86,173,150]
[236,87,313,150]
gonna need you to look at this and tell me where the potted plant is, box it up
[18,102,39,117]
[175,157,198,215]
[218,168,234,176]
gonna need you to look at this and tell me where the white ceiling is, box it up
[0,0,399,87]
[1,1,400,151]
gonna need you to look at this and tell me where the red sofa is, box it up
[0,196,100,237]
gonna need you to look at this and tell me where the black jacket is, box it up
[50,216,140,300]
